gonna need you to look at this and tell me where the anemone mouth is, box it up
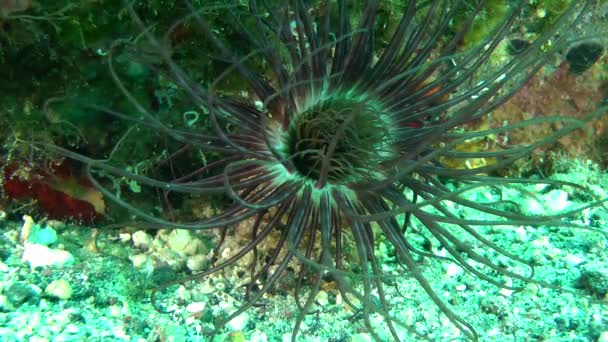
[281,90,396,187]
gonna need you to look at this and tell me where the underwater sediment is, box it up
[1,1,608,341]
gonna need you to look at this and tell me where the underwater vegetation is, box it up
[2,0,608,341]
[2,160,105,222]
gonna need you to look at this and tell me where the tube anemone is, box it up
[44,1,607,341]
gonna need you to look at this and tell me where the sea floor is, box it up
[1,159,607,342]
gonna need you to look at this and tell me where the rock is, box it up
[131,230,152,250]
[129,254,150,269]
[21,244,75,269]
[316,290,329,306]
[27,224,58,246]
[45,279,73,300]
[186,254,210,272]
[350,333,373,342]
[579,262,608,297]
[544,189,569,212]
[226,331,246,342]
[167,229,192,253]
[6,282,41,306]
[250,331,268,342]
[227,312,249,331]
[186,301,206,314]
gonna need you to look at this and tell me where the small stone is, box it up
[315,290,329,306]
[132,230,152,249]
[129,254,149,269]
[0,295,7,311]
[524,283,539,296]
[536,8,546,18]
[119,233,131,243]
[335,292,343,306]
[199,281,215,294]
[564,253,585,267]
[184,315,197,326]
[186,301,206,314]
[29,338,49,342]
[21,215,36,242]
[215,281,226,292]
[45,279,73,300]
[445,263,463,278]
[250,331,268,342]
[544,189,569,212]
[108,304,123,318]
[167,229,192,254]
[499,279,515,297]
[7,282,41,306]
[182,238,205,256]
[186,254,209,272]
[513,226,528,242]
[531,236,550,248]
[226,331,246,342]
[227,312,249,331]
[580,263,608,297]
[22,244,75,269]
[27,224,58,246]
[350,333,374,342]
[64,323,80,334]
[176,285,191,302]
[112,326,129,339]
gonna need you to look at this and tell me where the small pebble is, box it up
[130,254,149,269]
[22,244,75,269]
[119,233,131,243]
[445,263,463,278]
[64,323,80,334]
[580,263,608,297]
[186,301,206,314]
[350,333,373,342]
[227,312,249,331]
[29,338,49,342]
[108,304,123,318]
[564,253,585,267]
[27,224,58,246]
[186,254,209,272]
[167,229,192,253]
[0,295,7,311]
[316,290,329,306]
[45,279,73,300]
[544,189,569,212]
[131,230,152,249]
[6,282,41,306]
[226,331,246,342]
[250,331,268,342]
